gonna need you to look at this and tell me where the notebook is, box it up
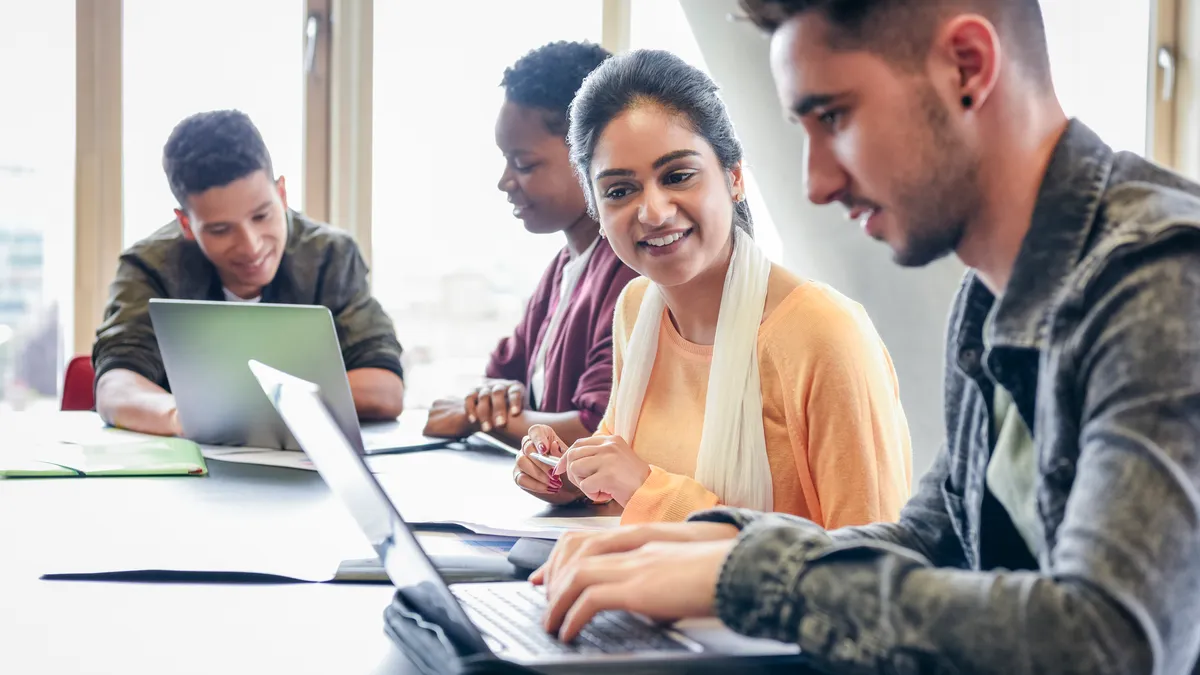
[0,438,208,478]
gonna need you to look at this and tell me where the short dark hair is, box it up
[501,41,613,136]
[162,109,274,208]
[568,49,754,234]
[738,0,1051,86]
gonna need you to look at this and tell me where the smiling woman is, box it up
[525,50,914,528]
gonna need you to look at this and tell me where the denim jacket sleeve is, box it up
[693,444,965,563]
[690,237,1200,675]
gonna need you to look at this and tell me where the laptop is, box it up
[249,360,806,673]
[148,299,443,455]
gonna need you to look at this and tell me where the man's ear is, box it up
[276,175,289,212]
[935,14,1001,112]
[176,209,197,241]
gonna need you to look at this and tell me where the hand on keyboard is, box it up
[538,537,738,642]
[530,522,739,590]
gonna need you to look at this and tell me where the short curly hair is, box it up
[501,41,612,136]
[162,109,274,208]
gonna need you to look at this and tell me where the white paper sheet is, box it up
[201,446,315,470]
[420,516,621,540]
[199,447,429,473]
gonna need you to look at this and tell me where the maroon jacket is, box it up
[486,240,638,431]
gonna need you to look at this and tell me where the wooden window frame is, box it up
[71,0,632,355]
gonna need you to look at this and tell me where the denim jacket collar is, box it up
[954,120,1115,367]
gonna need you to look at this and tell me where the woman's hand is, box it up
[466,380,526,432]
[513,424,583,505]
[557,435,651,506]
[422,397,475,438]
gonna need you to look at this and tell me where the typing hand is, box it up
[529,522,739,589]
[557,435,650,506]
[422,398,474,438]
[539,538,736,642]
[513,425,583,505]
[465,380,526,432]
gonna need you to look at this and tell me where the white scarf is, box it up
[613,227,774,512]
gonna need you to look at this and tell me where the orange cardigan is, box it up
[597,272,912,528]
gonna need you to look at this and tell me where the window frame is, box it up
[1150,0,1182,167]
[74,0,123,359]
[1156,0,1200,180]
[67,0,1177,357]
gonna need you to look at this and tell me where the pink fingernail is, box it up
[537,443,547,455]
[553,462,566,476]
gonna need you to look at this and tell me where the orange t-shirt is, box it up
[597,270,912,528]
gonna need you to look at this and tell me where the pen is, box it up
[530,452,560,468]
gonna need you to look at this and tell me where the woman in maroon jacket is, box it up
[424,41,638,448]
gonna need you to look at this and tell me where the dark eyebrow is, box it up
[652,149,701,169]
[594,149,703,181]
[594,167,635,181]
[791,93,841,119]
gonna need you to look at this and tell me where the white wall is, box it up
[680,0,967,477]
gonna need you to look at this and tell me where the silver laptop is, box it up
[149,299,442,454]
[249,360,805,673]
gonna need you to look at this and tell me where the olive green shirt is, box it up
[92,210,404,391]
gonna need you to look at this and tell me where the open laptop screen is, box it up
[250,361,489,656]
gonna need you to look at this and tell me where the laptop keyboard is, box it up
[453,583,692,656]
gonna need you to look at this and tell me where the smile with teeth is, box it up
[642,230,688,247]
[238,252,270,270]
[508,196,531,216]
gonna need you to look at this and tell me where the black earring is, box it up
[961,95,974,109]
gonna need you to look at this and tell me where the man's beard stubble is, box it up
[889,84,982,268]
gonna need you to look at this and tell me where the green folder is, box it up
[0,438,208,478]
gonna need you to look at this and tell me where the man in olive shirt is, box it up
[93,110,405,436]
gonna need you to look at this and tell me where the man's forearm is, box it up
[488,410,591,447]
[95,369,180,437]
[347,368,405,420]
[712,517,1149,675]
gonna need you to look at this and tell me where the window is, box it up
[1042,0,1153,154]
[0,0,75,412]
[372,1,604,407]
[629,0,785,264]
[122,0,306,247]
